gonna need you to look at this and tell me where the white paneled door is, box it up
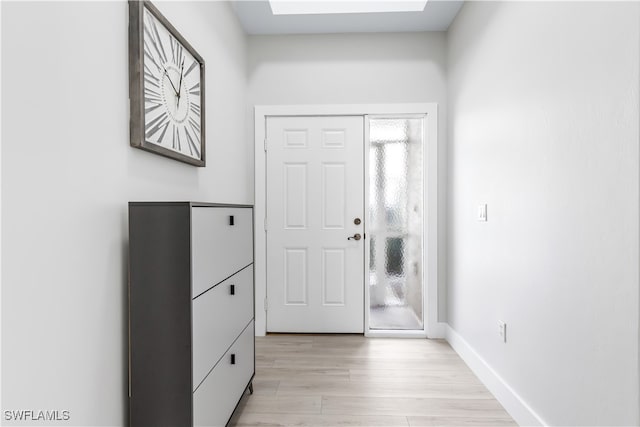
[266,116,364,333]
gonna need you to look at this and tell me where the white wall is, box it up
[447,2,639,425]
[248,32,449,332]
[248,33,446,105]
[1,1,248,425]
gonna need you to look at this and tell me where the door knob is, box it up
[354,218,361,225]
[348,233,362,241]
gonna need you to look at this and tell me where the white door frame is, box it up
[254,104,442,338]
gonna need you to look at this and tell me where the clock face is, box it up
[142,7,202,161]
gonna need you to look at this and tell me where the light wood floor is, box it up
[229,334,517,426]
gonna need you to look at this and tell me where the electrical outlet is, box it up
[498,320,507,343]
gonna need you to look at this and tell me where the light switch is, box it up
[498,320,507,343]
[478,204,487,222]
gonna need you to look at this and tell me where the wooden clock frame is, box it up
[128,0,206,167]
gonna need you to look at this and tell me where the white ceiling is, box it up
[231,0,464,35]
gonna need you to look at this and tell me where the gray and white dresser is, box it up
[128,202,254,427]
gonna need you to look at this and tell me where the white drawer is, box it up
[193,321,254,427]
[192,266,253,390]
[192,207,253,297]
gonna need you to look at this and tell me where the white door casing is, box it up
[266,116,364,333]
[254,103,440,339]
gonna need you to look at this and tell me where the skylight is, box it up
[268,1,429,16]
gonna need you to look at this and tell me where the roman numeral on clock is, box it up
[144,71,160,85]
[188,117,201,135]
[184,60,198,78]
[189,82,200,96]
[171,38,184,67]
[145,114,170,140]
[143,41,159,69]
[145,14,167,64]
[185,127,200,158]
[189,103,201,117]
[175,125,182,151]
[144,86,162,104]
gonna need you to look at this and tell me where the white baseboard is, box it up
[445,325,547,426]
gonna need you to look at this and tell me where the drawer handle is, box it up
[230,284,235,295]
[230,354,236,365]
[229,215,235,226]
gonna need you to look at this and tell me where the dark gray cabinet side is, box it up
[129,203,192,427]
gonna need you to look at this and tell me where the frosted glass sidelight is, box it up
[369,118,424,330]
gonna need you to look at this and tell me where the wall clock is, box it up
[129,0,205,166]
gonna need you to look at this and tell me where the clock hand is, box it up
[178,59,185,96]
[163,67,179,96]
[176,59,185,108]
